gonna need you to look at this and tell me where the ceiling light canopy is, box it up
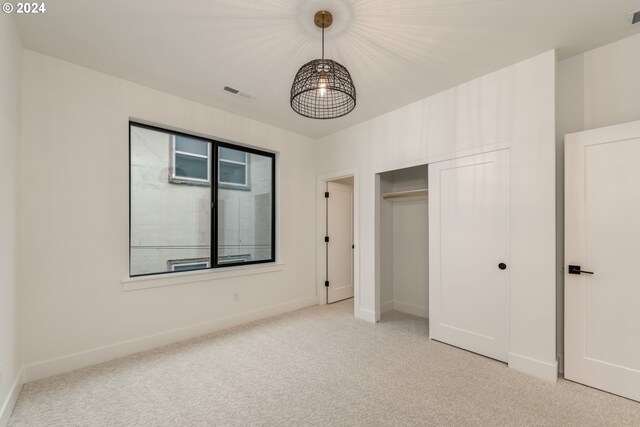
[290,10,356,120]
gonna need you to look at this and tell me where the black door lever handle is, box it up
[568,265,594,275]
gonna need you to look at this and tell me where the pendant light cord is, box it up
[321,24,325,61]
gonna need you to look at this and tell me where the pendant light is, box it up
[290,10,356,119]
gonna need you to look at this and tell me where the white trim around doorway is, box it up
[316,168,362,320]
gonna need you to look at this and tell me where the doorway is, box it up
[325,177,354,303]
[316,170,359,312]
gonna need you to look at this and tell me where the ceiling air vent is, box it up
[222,85,254,100]
[633,10,640,25]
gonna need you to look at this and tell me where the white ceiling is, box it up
[15,0,640,138]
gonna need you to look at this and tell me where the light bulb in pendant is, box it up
[317,71,327,97]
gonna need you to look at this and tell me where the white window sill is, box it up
[122,262,285,292]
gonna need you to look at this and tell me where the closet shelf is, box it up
[382,189,428,200]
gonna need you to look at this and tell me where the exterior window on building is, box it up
[218,147,248,188]
[217,255,250,265]
[168,259,211,272]
[171,135,211,185]
[129,122,276,277]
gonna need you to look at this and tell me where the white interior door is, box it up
[565,121,640,402]
[429,149,510,362]
[327,181,354,303]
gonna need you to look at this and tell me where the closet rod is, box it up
[382,189,428,200]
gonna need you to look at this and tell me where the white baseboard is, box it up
[380,301,394,314]
[393,300,428,318]
[355,307,377,323]
[508,352,558,382]
[24,296,317,383]
[0,367,24,427]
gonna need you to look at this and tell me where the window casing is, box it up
[129,122,276,277]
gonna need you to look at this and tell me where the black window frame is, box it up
[129,121,276,277]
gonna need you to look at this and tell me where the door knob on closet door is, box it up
[498,263,507,270]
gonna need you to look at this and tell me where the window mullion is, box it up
[212,141,218,268]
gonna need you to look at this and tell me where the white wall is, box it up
[318,51,557,381]
[377,174,394,313]
[19,50,318,381]
[391,200,429,317]
[581,32,640,130]
[0,14,23,426]
[555,32,640,373]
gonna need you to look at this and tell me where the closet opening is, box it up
[377,164,429,326]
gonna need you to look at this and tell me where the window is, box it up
[218,254,250,265]
[168,258,211,272]
[129,122,275,277]
[170,135,211,185]
[218,147,248,189]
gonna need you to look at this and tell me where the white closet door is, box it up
[565,121,640,402]
[429,149,510,362]
[327,182,354,303]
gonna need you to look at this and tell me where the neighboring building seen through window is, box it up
[219,147,248,188]
[216,145,273,264]
[171,135,211,184]
[129,123,275,277]
[169,259,211,272]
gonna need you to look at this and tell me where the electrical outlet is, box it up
[233,292,239,302]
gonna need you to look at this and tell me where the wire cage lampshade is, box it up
[290,11,356,119]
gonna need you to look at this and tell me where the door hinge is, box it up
[325,236,330,242]
[325,280,330,287]
[325,191,330,198]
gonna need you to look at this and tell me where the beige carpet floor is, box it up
[8,300,640,426]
